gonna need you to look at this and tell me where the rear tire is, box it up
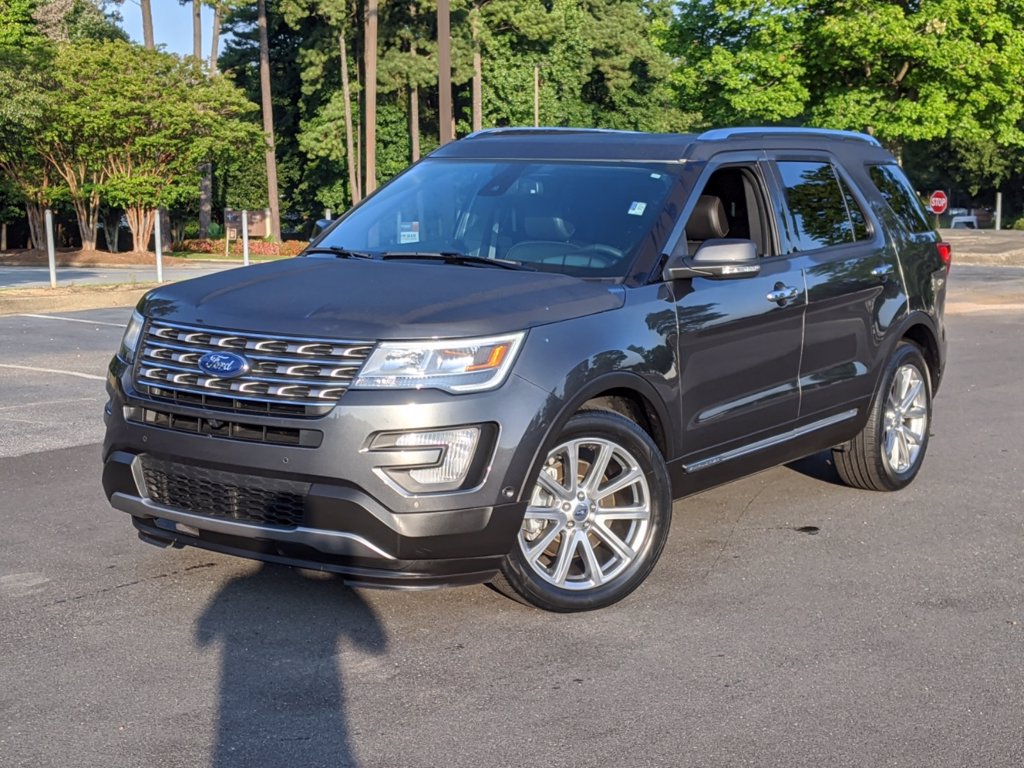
[833,341,932,491]
[494,410,671,612]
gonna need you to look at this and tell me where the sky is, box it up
[118,0,223,59]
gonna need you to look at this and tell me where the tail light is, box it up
[936,241,952,272]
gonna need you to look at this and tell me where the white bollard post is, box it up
[45,208,57,288]
[154,209,164,284]
[995,192,1003,231]
[242,209,249,266]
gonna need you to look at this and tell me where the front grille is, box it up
[141,456,309,527]
[134,320,373,415]
[126,406,322,448]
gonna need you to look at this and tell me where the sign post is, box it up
[242,209,249,266]
[929,190,948,228]
[154,209,164,284]
[44,208,57,288]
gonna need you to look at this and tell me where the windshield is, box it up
[315,159,678,279]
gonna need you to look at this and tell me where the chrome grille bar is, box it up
[134,319,373,411]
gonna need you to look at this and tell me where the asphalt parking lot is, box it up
[1,267,1022,767]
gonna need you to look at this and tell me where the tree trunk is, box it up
[199,162,212,237]
[193,0,202,60]
[71,193,100,251]
[210,2,221,72]
[363,0,378,194]
[438,0,453,145]
[471,7,482,132]
[26,203,44,251]
[1,222,6,252]
[257,0,282,241]
[410,86,420,162]
[339,29,360,204]
[140,0,154,49]
[125,205,156,253]
[101,208,121,253]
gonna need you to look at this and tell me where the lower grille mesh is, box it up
[141,457,308,527]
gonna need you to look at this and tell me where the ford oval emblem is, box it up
[197,351,250,379]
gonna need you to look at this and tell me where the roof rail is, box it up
[696,127,882,147]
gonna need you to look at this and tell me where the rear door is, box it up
[765,154,903,422]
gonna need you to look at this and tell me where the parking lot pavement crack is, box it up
[44,562,218,607]
[702,480,773,582]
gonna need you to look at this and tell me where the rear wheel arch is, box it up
[899,320,942,393]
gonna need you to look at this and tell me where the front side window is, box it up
[868,164,931,233]
[776,161,860,251]
[317,159,677,279]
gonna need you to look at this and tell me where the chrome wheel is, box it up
[518,437,652,591]
[882,363,929,474]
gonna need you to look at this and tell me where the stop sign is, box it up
[930,190,948,215]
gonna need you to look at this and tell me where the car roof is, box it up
[430,126,894,164]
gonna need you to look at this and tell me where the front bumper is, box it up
[102,359,552,588]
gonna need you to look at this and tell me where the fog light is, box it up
[394,427,480,486]
[370,426,486,494]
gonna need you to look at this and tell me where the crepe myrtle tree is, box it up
[64,41,261,252]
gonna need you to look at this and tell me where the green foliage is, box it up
[0,0,45,46]
[666,1,1024,152]
[220,0,691,219]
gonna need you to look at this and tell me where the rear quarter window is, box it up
[868,164,931,233]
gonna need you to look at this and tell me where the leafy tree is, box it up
[55,41,261,251]
[0,46,58,249]
[665,0,1024,158]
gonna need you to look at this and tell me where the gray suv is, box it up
[102,127,949,612]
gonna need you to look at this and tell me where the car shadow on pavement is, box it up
[785,450,844,486]
[195,563,387,768]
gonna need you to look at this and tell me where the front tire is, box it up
[494,410,672,612]
[833,341,932,491]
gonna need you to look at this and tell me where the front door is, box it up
[668,156,806,471]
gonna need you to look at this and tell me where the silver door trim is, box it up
[682,408,858,473]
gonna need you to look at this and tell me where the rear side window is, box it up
[868,164,930,233]
[776,161,862,251]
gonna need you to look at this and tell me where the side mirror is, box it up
[664,239,760,281]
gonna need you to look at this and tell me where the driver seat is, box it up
[686,195,729,255]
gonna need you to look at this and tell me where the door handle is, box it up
[871,264,894,278]
[766,285,800,303]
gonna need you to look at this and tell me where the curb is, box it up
[0,286,152,316]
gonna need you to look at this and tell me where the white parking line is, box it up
[0,363,106,381]
[16,313,125,328]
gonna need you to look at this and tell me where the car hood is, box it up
[139,257,625,340]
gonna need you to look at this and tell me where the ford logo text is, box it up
[197,351,250,379]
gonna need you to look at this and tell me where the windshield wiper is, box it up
[379,251,535,271]
[304,246,375,260]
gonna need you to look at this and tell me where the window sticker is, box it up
[399,220,420,244]
[627,201,647,216]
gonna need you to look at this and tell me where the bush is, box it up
[173,237,306,258]
[1012,217,1024,231]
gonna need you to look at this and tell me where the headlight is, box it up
[118,310,145,364]
[352,332,525,393]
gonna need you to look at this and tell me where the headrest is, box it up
[523,215,575,241]
[687,195,729,240]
